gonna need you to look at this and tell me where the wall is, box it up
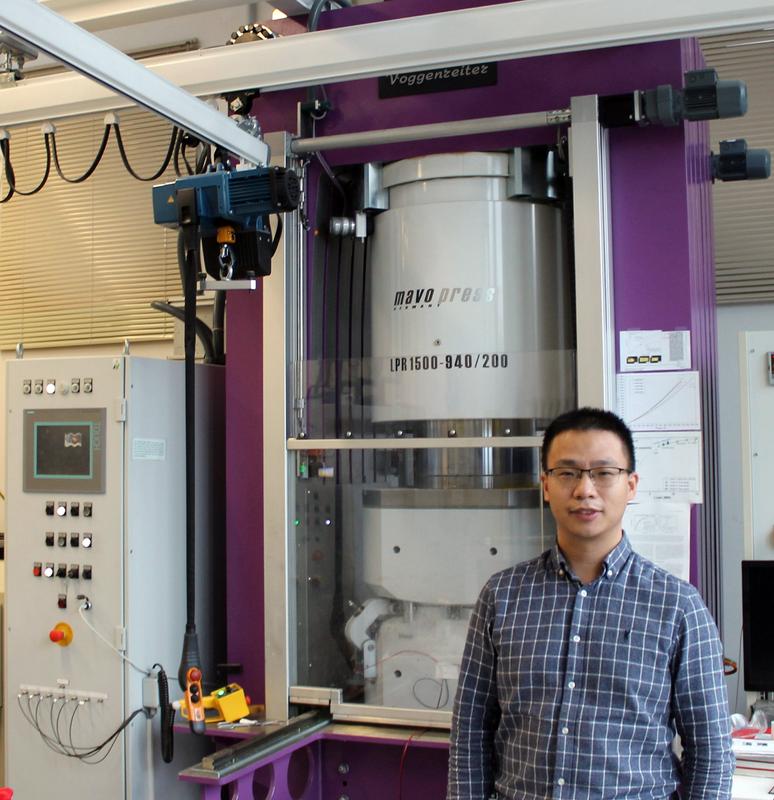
[717,302,774,714]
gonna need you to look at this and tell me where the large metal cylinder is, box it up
[369,151,575,425]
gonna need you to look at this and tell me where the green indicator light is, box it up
[294,519,301,527]
[299,464,308,475]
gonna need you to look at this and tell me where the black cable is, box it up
[212,291,226,365]
[51,125,111,183]
[177,221,203,692]
[2,133,52,196]
[114,122,178,181]
[150,301,216,364]
[184,240,197,628]
[307,0,352,32]
[180,138,195,176]
[0,139,16,203]
[271,213,284,257]
[72,708,146,759]
[154,664,175,764]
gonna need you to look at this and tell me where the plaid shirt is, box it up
[448,534,732,799]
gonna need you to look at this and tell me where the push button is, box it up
[70,533,79,547]
[55,564,67,578]
[55,502,67,518]
[45,532,55,547]
[83,503,92,518]
[67,565,79,579]
[82,565,92,580]
[57,594,67,609]
[82,533,93,549]
[70,502,80,517]
[33,562,42,577]
[45,501,55,516]
[57,533,67,547]
[43,563,55,578]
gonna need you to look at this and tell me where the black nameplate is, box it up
[378,62,498,99]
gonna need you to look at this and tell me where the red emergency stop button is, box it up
[49,621,73,646]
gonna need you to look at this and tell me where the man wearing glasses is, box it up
[448,407,732,799]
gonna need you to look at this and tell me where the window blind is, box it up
[0,108,181,349]
[701,31,774,304]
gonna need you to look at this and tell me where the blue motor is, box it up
[153,164,299,278]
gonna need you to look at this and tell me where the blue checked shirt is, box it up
[448,534,732,799]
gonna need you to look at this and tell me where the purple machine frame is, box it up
[217,3,717,796]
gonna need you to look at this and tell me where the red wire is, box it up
[398,728,429,800]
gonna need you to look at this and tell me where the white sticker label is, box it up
[132,438,166,461]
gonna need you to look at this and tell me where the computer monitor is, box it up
[742,560,774,692]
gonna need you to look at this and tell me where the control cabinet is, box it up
[4,356,223,798]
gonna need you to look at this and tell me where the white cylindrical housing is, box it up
[369,152,574,424]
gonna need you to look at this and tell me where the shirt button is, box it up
[568,681,575,689]
[572,635,580,643]
[558,778,565,786]
[580,590,588,597]
[562,726,569,735]
[607,569,614,577]
[558,569,565,576]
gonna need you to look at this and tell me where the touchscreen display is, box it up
[34,422,93,479]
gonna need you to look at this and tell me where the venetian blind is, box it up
[0,108,180,349]
[701,31,774,304]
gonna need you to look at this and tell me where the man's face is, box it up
[541,429,638,550]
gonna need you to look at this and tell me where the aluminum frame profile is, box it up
[2,0,774,128]
[569,95,616,409]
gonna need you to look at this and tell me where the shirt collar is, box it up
[548,532,633,582]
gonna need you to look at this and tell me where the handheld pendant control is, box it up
[185,667,206,735]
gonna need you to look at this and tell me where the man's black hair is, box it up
[541,407,636,472]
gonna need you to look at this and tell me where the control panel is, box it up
[5,356,223,799]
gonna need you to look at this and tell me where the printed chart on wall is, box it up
[616,371,701,431]
[633,431,703,503]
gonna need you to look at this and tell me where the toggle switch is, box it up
[83,503,92,518]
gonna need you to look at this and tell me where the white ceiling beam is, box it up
[37,0,253,32]
[1,0,773,128]
[0,0,269,163]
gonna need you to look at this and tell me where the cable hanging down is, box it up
[0,113,184,203]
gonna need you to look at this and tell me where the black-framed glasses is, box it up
[544,467,632,488]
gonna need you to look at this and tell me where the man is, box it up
[448,407,732,799]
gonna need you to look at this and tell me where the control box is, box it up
[4,356,224,799]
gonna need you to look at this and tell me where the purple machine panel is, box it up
[223,4,716,796]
